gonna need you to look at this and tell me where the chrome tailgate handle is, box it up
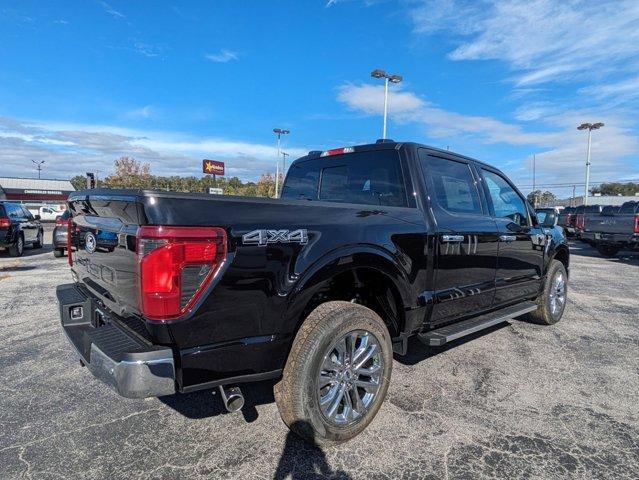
[499,235,517,242]
[442,234,465,242]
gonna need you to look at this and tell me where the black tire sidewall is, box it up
[544,261,568,324]
[293,304,393,444]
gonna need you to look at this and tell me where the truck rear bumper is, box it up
[57,283,176,399]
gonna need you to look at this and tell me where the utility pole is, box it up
[371,69,403,139]
[577,122,604,205]
[32,160,45,179]
[572,185,576,207]
[281,152,290,179]
[273,128,290,198]
[532,154,537,207]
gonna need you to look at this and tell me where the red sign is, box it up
[203,159,225,176]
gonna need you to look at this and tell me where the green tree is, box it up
[591,182,639,196]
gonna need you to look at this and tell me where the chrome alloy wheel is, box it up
[548,271,566,316]
[317,330,383,426]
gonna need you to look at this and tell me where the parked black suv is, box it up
[0,201,44,256]
[57,141,569,445]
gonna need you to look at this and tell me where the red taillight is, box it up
[320,147,355,157]
[634,214,639,234]
[136,226,227,321]
[0,217,10,228]
[576,215,585,230]
[56,218,69,226]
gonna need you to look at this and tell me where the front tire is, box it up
[525,259,567,325]
[274,301,393,446]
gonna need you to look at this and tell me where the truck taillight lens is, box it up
[634,214,639,234]
[137,226,227,321]
[0,217,10,228]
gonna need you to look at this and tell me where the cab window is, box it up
[482,169,529,226]
[419,154,483,215]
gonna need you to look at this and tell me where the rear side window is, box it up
[0,205,5,217]
[282,150,408,207]
[419,154,482,215]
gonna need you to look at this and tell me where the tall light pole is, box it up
[371,69,403,139]
[273,128,290,198]
[281,151,290,179]
[532,154,536,207]
[32,160,45,179]
[577,122,604,205]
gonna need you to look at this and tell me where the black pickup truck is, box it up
[581,201,639,257]
[57,141,570,445]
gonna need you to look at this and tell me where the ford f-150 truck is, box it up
[581,201,639,257]
[57,141,570,445]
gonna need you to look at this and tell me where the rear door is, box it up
[479,168,544,306]
[20,206,38,242]
[418,151,499,324]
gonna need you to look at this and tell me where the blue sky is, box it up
[1,0,638,197]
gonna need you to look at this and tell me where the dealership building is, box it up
[0,177,75,210]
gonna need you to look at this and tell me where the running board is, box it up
[418,301,538,347]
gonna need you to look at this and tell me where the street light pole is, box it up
[532,154,536,207]
[31,160,45,179]
[281,152,290,178]
[577,122,604,206]
[371,69,403,139]
[273,128,290,198]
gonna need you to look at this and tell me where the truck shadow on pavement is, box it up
[161,392,352,478]
[159,379,278,423]
[568,242,639,264]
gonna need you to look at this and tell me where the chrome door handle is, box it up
[499,235,517,242]
[442,235,465,242]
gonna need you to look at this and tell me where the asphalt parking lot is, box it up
[1,226,638,479]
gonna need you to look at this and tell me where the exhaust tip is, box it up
[219,385,244,412]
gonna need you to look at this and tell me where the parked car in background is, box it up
[57,141,570,446]
[574,205,604,242]
[53,210,71,257]
[0,201,44,256]
[557,206,576,236]
[581,201,639,257]
[28,205,65,222]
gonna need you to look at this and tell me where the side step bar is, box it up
[418,301,538,347]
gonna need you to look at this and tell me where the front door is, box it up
[418,151,499,325]
[479,168,545,306]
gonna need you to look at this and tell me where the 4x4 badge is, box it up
[242,229,308,246]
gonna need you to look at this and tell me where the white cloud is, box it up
[126,105,155,120]
[99,1,125,19]
[204,50,239,63]
[336,83,639,190]
[0,117,305,181]
[410,0,639,87]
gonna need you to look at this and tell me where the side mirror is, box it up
[34,215,41,220]
[541,213,558,228]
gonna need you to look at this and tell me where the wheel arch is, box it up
[285,246,412,342]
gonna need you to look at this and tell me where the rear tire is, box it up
[33,230,43,249]
[54,248,65,258]
[274,301,393,447]
[596,244,620,258]
[9,234,24,257]
[524,259,567,325]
